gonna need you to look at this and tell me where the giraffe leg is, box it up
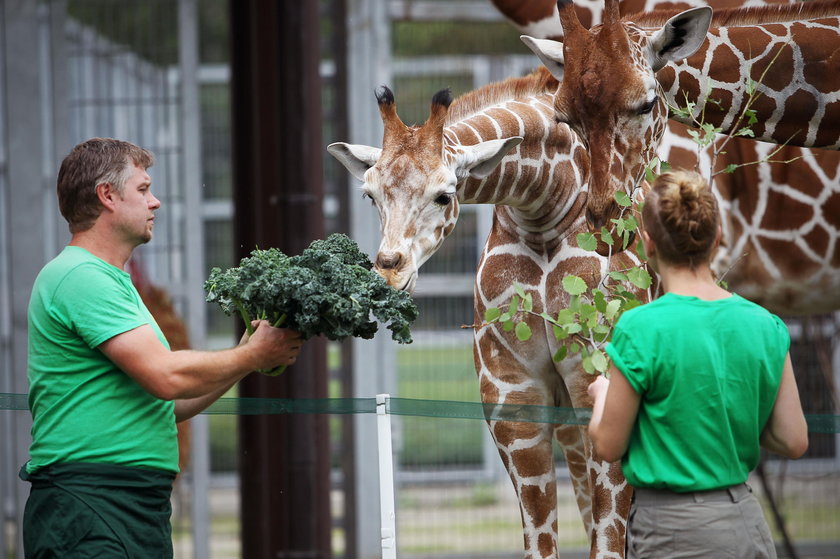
[554,424,593,537]
[567,374,632,559]
[585,453,631,559]
[489,416,559,559]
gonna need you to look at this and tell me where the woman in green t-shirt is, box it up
[587,170,809,559]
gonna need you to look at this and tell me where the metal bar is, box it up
[178,0,210,556]
[376,394,397,559]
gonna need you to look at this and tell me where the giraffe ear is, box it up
[648,6,712,72]
[520,35,565,81]
[327,142,382,181]
[455,137,524,180]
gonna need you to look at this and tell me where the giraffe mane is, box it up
[628,0,840,28]
[445,67,559,125]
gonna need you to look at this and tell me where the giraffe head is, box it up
[522,0,711,252]
[328,88,522,292]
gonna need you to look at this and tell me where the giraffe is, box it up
[501,0,840,314]
[328,5,711,557]
[496,0,840,146]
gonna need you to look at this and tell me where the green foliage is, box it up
[480,191,652,375]
[205,233,419,373]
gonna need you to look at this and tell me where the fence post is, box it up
[376,394,397,559]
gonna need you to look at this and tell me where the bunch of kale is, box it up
[204,233,418,347]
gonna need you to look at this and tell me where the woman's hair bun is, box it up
[642,170,719,268]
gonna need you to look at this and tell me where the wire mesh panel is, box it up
[64,0,191,303]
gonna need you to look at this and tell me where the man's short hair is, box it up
[57,138,155,233]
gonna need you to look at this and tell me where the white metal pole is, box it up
[376,394,397,559]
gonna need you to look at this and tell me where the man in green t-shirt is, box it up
[21,138,305,558]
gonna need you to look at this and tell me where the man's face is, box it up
[115,163,160,245]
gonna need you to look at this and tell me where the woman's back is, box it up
[607,292,789,491]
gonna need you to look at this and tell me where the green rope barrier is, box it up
[1,393,838,432]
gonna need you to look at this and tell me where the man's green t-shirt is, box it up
[605,293,789,492]
[26,246,178,474]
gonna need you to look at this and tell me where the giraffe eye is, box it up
[433,193,452,206]
[637,97,658,115]
[362,192,376,207]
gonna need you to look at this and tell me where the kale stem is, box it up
[235,301,254,335]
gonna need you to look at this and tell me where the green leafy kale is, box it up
[204,233,419,349]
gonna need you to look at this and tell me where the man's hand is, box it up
[245,320,304,371]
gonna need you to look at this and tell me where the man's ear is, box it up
[95,182,117,210]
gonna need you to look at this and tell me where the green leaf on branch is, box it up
[627,267,653,289]
[635,237,647,261]
[515,321,532,341]
[562,275,587,296]
[553,324,569,340]
[723,163,739,174]
[502,320,515,332]
[609,271,628,282]
[605,299,622,321]
[577,232,598,252]
[514,283,527,299]
[523,293,534,312]
[736,127,755,138]
[591,349,608,373]
[552,346,568,362]
[600,227,614,247]
[613,218,625,237]
[485,307,501,322]
[614,191,633,207]
[509,295,521,314]
[593,289,607,313]
[582,355,595,375]
[556,309,576,325]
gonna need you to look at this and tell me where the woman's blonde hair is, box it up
[641,170,719,269]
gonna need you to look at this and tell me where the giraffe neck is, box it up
[444,80,591,251]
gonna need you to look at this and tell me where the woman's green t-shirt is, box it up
[26,246,178,474]
[605,292,789,492]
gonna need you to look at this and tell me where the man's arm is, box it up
[172,326,264,422]
[99,320,302,403]
[587,364,641,463]
[760,353,809,459]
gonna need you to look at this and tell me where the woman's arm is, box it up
[587,364,641,463]
[760,353,809,459]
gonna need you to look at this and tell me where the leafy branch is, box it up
[471,189,653,376]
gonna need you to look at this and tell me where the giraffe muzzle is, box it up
[375,251,403,270]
